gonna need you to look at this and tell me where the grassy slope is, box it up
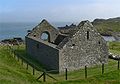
[0,42,120,84]
[57,61,120,84]
[109,42,120,55]
[93,20,120,35]
[0,46,41,84]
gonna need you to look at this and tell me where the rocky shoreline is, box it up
[0,37,24,45]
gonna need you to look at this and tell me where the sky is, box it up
[0,0,120,22]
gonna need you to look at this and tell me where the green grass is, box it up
[0,42,120,84]
[109,42,120,55]
[93,20,120,35]
[0,46,42,84]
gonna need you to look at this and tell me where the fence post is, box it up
[9,48,11,55]
[102,63,104,74]
[118,60,119,70]
[85,66,87,78]
[13,51,15,58]
[43,72,46,82]
[6,45,8,50]
[65,68,67,80]
[26,63,28,70]
[17,45,19,50]
[21,59,23,65]
[17,56,19,62]
[33,66,35,75]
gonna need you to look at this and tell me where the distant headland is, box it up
[92,17,120,36]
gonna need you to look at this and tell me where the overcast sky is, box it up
[0,0,120,22]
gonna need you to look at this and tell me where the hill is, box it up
[92,17,120,36]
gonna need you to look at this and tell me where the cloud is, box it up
[45,0,120,22]
[0,0,120,22]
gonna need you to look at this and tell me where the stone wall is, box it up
[26,20,108,72]
[59,21,108,72]
[28,19,59,43]
[26,37,59,71]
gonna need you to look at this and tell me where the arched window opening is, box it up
[40,31,50,42]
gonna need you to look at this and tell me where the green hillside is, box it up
[92,17,120,36]
[0,46,41,84]
[0,43,120,84]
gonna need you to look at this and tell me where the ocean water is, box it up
[0,22,115,41]
[0,22,72,41]
[0,22,36,40]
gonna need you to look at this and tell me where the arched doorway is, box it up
[40,31,50,42]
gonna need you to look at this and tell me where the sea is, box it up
[0,22,115,41]
[0,22,72,41]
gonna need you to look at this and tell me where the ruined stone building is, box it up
[25,19,108,72]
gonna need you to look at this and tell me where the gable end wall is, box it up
[59,22,108,72]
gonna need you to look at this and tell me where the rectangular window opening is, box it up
[87,31,89,40]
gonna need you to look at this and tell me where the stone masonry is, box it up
[25,19,109,72]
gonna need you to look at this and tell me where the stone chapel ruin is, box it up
[25,19,108,72]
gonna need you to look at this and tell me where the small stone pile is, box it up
[109,53,120,60]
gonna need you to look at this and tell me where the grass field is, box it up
[0,42,120,84]
[0,45,42,84]
[93,19,120,36]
